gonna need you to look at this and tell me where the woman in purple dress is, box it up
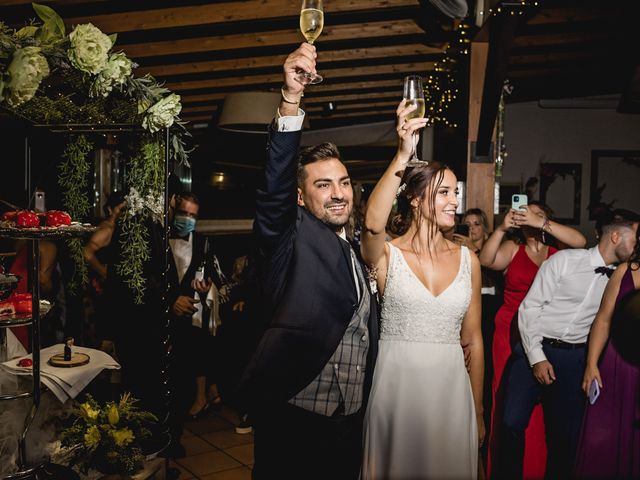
[575,244,640,478]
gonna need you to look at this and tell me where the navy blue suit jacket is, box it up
[239,126,379,410]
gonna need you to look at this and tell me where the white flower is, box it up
[67,23,112,74]
[5,46,50,106]
[143,93,182,133]
[145,192,164,223]
[90,52,133,98]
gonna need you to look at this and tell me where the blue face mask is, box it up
[173,215,196,237]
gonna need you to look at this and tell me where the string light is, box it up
[422,0,540,128]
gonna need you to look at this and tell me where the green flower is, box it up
[142,93,182,133]
[84,425,101,450]
[111,428,135,447]
[90,52,133,98]
[67,23,112,74]
[107,404,120,426]
[79,402,100,422]
[5,46,50,107]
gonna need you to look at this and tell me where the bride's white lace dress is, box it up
[362,244,478,479]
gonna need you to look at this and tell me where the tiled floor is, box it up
[168,405,253,480]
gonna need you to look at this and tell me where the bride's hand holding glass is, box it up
[396,99,428,166]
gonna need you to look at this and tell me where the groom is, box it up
[238,43,379,479]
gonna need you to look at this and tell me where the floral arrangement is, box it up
[0,4,190,300]
[0,4,189,160]
[53,393,157,477]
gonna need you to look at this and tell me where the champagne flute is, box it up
[296,0,324,85]
[403,75,427,166]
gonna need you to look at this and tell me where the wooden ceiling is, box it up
[2,0,633,135]
[0,0,638,128]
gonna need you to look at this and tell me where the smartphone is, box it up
[455,224,470,237]
[588,379,600,405]
[34,190,46,213]
[511,193,528,211]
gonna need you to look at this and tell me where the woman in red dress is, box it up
[480,202,586,478]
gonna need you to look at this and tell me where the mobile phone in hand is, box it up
[588,379,600,405]
[511,194,528,211]
[455,224,470,237]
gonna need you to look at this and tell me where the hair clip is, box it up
[396,183,407,197]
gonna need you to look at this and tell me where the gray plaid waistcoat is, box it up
[290,248,370,416]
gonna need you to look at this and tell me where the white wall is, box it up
[502,99,640,245]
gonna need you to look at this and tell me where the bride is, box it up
[361,101,485,479]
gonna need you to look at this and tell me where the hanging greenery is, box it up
[116,138,165,304]
[59,135,93,292]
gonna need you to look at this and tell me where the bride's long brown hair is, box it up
[390,161,451,256]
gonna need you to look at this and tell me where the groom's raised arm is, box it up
[254,44,315,254]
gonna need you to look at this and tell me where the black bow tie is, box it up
[594,266,614,278]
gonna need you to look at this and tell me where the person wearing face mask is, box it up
[166,193,221,430]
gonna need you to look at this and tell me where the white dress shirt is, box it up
[276,108,305,132]
[169,233,193,283]
[169,233,207,326]
[518,246,613,366]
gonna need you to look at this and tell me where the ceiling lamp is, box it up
[218,91,309,133]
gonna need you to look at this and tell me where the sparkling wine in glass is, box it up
[403,75,428,166]
[297,0,324,85]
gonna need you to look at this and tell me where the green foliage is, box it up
[59,135,93,292]
[32,2,66,45]
[116,137,165,304]
[116,216,150,305]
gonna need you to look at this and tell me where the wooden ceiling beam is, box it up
[124,19,428,59]
[305,100,399,112]
[307,79,404,94]
[181,105,219,113]
[181,92,229,104]
[513,31,611,48]
[180,114,213,122]
[527,7,617,26]
[180,80,406,105]
[3,0,107,5]
[311,108,396,120]
[139,44,443,78]
[305,91,400,105]
[509,49,607,66]
[165,62,436,91]
[65,0,417,33]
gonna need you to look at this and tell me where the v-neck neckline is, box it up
[392,244,464,299]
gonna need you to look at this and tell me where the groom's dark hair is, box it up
[297,142,342,187]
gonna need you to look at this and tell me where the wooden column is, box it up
[466,39,495,227]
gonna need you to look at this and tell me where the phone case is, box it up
[588,379,600,405]
[511,194,528,211]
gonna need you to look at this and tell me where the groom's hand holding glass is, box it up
[280,43,317,116]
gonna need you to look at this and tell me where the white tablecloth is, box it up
[0,344,120,402]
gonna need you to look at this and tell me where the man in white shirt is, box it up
[494,210,639,479]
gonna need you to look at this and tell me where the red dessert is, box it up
[1,211,18,222]
[10,293,32,314]
[16,211,39,228]
[17,358,33,367]
[45,210,72,227]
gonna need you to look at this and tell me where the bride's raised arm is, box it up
[360,101,427,290]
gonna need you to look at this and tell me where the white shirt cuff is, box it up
[526,347,547,367]
[276,109,305,132]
